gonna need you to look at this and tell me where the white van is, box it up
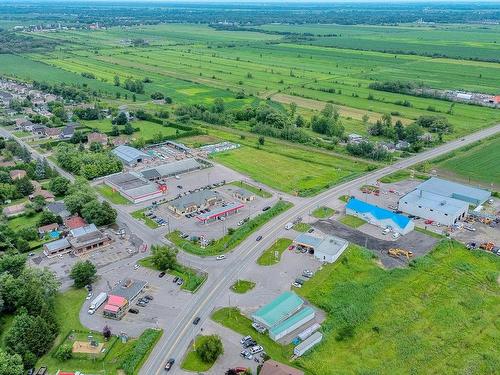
[284,222,293,230]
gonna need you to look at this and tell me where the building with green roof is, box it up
[252,291,304,329]
[269,306,315,341]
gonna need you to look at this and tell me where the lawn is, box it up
[293,222,311,233]
[211,308,294,363]
[181,335,220,372]
[311,206,334,219]
[6,211,41,231]
[379,169,428,184]
[339,215,366,228]
[293,242,500,374]
[137,256,206,293]
[83,119,182,142]
[428,135,500,187]
[229,180,272,198]
[96,184,130,205]
[167,200,293,256]
[131,208,160,229]
[230,280,256,294]
[257,238,292,266]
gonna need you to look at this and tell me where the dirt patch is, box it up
[314,219,438,268]
[72,340,104,354]
[270,93,413,125]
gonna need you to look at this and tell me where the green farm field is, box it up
[294,242,500,374]
[428,135,500,187]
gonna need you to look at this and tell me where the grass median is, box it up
[131,208,159,229]
[167,200,293,256]
[230,280,256,294]
[257,238,292,266]
[339,215,366,228]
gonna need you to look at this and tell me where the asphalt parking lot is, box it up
[314,219,438,268]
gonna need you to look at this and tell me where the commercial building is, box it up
[167,190,221,215]
[112,145,151,166]
[260,360,304,375]
[269,307,315,341]
[293,332,323,357]
[398,177,491,226]
[346,198,414,235]
[103,295,128,320]
[43,238,72,257]
[104,172,163,204]
[68,224,112,255]
[233,188,256,202]
[196,202,245,224]
[406,177,491,206]
[293,233,348,263]
[252,291,304,330]
[140,159,203,181]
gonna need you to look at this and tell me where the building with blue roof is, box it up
[112,145,151,166]
[269,306,315,341]
[346,198,414,234]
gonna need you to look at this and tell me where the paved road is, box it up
[2,124,499,374]
[141,125,500,374]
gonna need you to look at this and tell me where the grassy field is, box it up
[293,242,500,374]
[181,335,220,372]
[426,135,500,187]
[339,215,366,228]
[257,238,292,266]
[6,211,41,231]
[167,200,293,256]
[230,280,256,294]
[96,184,130,205]
[229,180,272,198]
[84,119,182,141]
[378,169,428,184]
[311,206,334,219]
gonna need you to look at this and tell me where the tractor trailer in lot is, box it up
[88,292,108,314]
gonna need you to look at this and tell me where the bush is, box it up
[54,345,72,361]
[198,335,223,363]
[120,329,162,375]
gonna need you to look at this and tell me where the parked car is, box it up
[177,278,184,286]
[240,335,252,345]
[307,228,315,233]
[165,358,175,371]
[129,308,139,314]
[134,264,139,270]
[240,350,253,360]
[86,292,93,300]
[144,295,154,300]
[177,185,183,189]
[382,227,391,235]
[216,255,226,260]
[291,282,302,288]
[193,317,201,325]
[392,232,400,239]
[249,345,263,355]
[85,284,93,292]
[173,276,179,283]
[256,236,263,241]
[159,271,166,278]
[302,270,313,278]
[136,301,146,307]
[243,340,257,348]
[262,206,271,211]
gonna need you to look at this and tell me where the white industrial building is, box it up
[294,233,349,263]
[293,332,323,357]
[269,307,315,341]
[399,177,491,226]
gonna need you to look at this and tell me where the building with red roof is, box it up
[103,294,128,320]
[64,215,87,230]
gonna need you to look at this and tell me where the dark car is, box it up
[159,271,166,278]
[177,278,184,286]
[244,340,257,348]
[177,185,183,189]
[262,206,271,211]
[85,284,93,291]
[165,358,175,371]
[173,276,179,283]
[136,300,146,307]
[256,236,263,241]
[129,308,139,314]
[144,295,154,301]
[193,317,201,325]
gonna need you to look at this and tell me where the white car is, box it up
[291,282,302,288]
[87,308,95,315]
[86,292,93,300]
[382,228,391,235]
[249,345,263,355]
[392,232,400,239]
[216,255,226,261]
[134,264,139,270]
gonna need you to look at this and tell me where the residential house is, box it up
[38,223,59,237]
[60,124,76,140]
[32,124,47,137]
[3,203,26,218]
[35,190,55,202]
[46,201,71,219]
[9,169,27,180]
[45,127,62,139]
[348,133,364,144]
[87,132,108,146]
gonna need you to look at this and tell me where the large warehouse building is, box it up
[104,172,163,204]
[399,177,491,226]
[346,198,414,234]
[112,145,151,166]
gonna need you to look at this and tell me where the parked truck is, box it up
[88,292,108,314]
